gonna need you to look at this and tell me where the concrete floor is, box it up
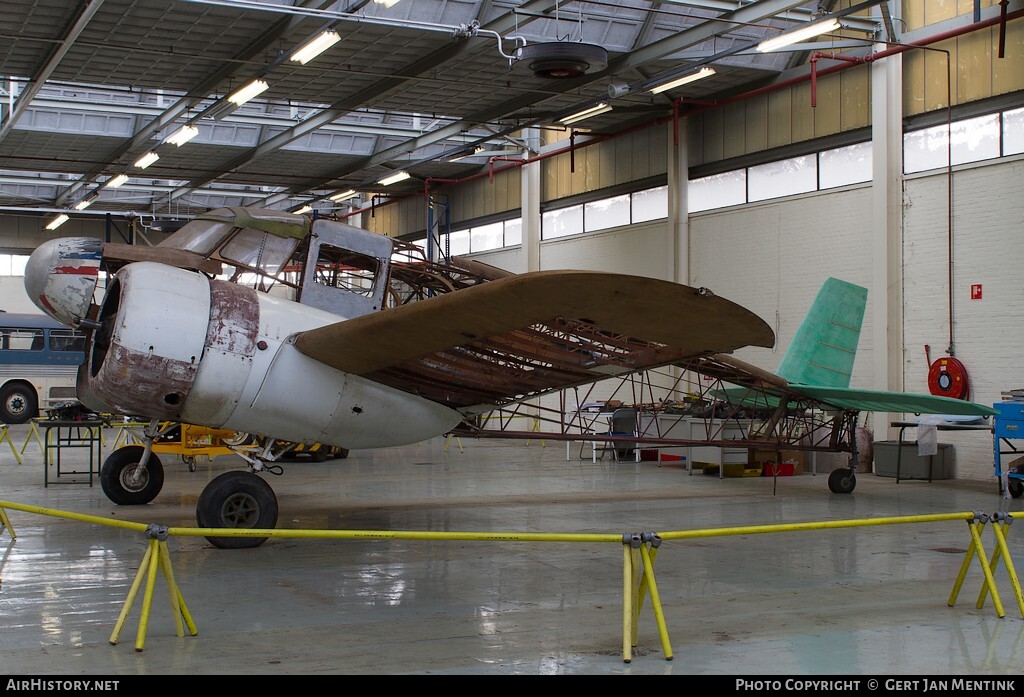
[0,422,1021,676]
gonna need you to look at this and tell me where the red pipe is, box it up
[337,8,1022,222]
[679,8,1024,118]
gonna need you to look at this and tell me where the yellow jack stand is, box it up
[621,532,672,663]
[0,425,21,465]
[109,524,197,651]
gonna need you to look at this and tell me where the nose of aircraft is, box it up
[24,237,104,327]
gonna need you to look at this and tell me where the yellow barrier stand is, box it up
[443,432,464,453]
[975,513,1024,619]
[0,505,15,539]
[948,515,1005,617]
[108,526,197,651]
[19,418,44,455]
[1,425,21,465]
[638,536,672,661]
[622,539,634,663]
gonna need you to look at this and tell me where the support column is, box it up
[520,128,542,273]
[871,39,904,440]
[666,118,689,285]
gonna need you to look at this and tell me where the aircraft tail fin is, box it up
[775,278,867,388]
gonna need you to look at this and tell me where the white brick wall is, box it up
[689,186,876,388]
[903,158,1024,482]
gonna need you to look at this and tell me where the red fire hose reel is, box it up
[925,345,970,400]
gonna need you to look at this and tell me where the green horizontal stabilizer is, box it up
[792,385,995,417]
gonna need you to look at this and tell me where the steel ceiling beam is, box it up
[267,0,815,199]
[55,0,352,207]
[0,0,107,147]
[167,0,564,202]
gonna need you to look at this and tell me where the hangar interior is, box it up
[1,0,1023,676]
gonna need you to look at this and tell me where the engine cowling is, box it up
[85,262,259,422]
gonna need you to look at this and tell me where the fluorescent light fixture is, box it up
[228,79,269,106]
[290,30,341,65]
[73,198,94,211]
[329,189,358,202]
[374,0,402,7]
[133,151,160,169]
[166,124,199,147]
[649,66,716,94]
[104,174,129,189]
[560,102,612,125]
[46,214,69,230]
[756,17,841,53]
[296,205,313,214]
[378,171,411,186]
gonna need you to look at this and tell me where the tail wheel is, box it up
[828,468,857,494]
[1008,478,1023,499]
[100,446,164,504]
[197,471,278,549]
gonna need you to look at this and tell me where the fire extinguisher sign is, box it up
[970,284,982,300]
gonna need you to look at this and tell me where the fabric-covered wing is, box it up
[292,270,774,412]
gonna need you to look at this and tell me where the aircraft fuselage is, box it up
[80,261,462,449]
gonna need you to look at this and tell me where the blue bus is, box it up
[0,311,87,423]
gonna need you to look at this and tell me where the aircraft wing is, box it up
[292,270,775,412]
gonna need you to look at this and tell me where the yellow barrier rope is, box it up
[0,499,1018,661]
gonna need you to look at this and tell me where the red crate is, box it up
[760,461,798,476]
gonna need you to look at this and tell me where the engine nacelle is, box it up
[85,262,245,421]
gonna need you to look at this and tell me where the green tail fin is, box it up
[776,278,867,388]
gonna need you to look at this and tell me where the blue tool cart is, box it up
[993,401,1024,498]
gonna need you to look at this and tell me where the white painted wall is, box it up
[0,276,36,313]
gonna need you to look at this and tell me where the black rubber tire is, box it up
[100,446,165,505]
[1008,478,1023,499]
[310,447,327,462]
[828,468,857,494]
[333,448,349,460]
[0,382,38,424]
[196,471,278,549]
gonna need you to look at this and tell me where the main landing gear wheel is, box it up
[196,471,278,549]
[828,468,857,494]
[100,446,165,505]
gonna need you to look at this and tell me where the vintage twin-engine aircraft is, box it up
[24,207,781,546]
[24,207,995,547]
